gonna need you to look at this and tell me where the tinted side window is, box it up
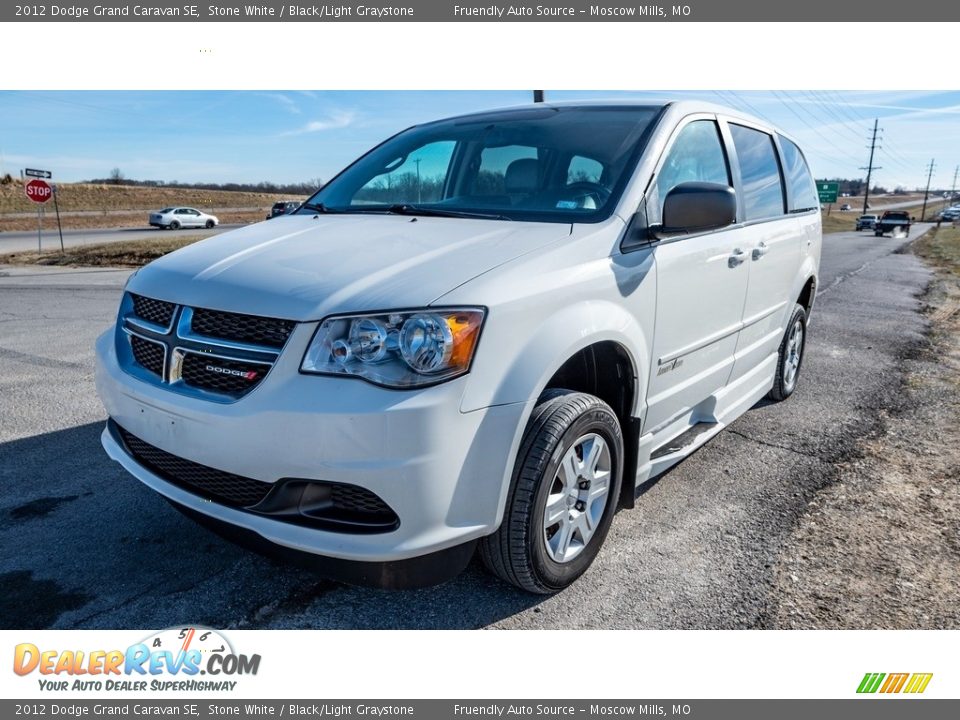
[652,120,730,223]
[779,136,819,212]
[730,124,786,221]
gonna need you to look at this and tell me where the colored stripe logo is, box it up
[857,672,933,694]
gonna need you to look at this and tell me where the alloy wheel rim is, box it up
[783,319,803,391]
[543,433,612,564]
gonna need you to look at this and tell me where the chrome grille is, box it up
[117,293,295,402]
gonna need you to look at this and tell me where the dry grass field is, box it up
[0,235,205,267]
[0,180,305,232]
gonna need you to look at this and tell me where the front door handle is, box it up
[752,242,769,260]
[728,248,747,267]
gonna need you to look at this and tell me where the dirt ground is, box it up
[771,231,960,628]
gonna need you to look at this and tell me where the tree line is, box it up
[89,168,322,196]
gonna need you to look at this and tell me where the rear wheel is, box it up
[768,304,807,402]
[170,220,181,230]
[479,389,624,594]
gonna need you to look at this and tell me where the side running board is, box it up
[649,421,720,460]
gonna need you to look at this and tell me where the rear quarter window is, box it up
[779,136,819,213]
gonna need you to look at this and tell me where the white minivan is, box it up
[96,102,821,593]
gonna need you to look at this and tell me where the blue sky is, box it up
[1,90,958,190]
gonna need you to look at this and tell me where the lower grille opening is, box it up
[130,335,165,378]
[116,423,271,508]
[111,421,399,534]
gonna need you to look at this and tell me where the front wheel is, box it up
[205,219,215,229]
[479,389,624,594]
[768,304,807,402]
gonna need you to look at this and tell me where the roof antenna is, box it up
[533,90,544,103]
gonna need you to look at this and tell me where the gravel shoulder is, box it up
[770,229,960,629]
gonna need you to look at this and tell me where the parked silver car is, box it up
[149,207,219,230]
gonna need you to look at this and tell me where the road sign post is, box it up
[25,177,53,253]
[52,184,64,253]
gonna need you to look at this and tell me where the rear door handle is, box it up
[728,248,747,267]
[752,242,769,260]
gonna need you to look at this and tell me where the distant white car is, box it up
[149,207,219,230]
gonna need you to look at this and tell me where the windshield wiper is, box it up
[299,202,343,214]
[385,204,511,221]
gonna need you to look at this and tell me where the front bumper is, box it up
[95,325,527,571]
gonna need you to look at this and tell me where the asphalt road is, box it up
[0,225,933,629]
[0,224,242,254]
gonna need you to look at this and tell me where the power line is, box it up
[803,91,868,143]
[825,90,871,124]
[877,144,917,174]
[825,90,917,180]
[770,91,864,166]
[725,90,776,125]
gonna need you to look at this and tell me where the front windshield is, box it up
[302,105,662,223]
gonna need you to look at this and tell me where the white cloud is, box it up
[282,110,357,136]
[258,92,301,115]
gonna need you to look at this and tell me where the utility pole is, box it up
[921,159,935,222]
[951,165,959,205]
[414,158,422,203]
[860,119,881,215]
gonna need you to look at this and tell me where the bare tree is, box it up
[109,168,124,185]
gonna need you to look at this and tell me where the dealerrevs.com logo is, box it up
[857,673,933,694]
[13,627,261,692]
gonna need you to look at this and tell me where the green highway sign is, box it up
[817,181,840,204]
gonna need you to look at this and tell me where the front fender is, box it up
[461,299,651,416]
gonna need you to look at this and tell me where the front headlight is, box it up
[301,308,485,388]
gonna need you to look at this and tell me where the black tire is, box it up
[205,219,215,229]
[479,389,624,594]
[170,220,181,230]
[768,303,807,402]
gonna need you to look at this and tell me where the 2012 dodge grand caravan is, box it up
[96,102,821,593]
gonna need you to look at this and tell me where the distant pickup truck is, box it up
[874,210,911,237]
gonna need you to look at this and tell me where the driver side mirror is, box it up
[660,182,737,235]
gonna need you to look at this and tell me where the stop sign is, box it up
[25,178,53,204]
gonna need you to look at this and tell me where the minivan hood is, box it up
[127,214,572,320]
